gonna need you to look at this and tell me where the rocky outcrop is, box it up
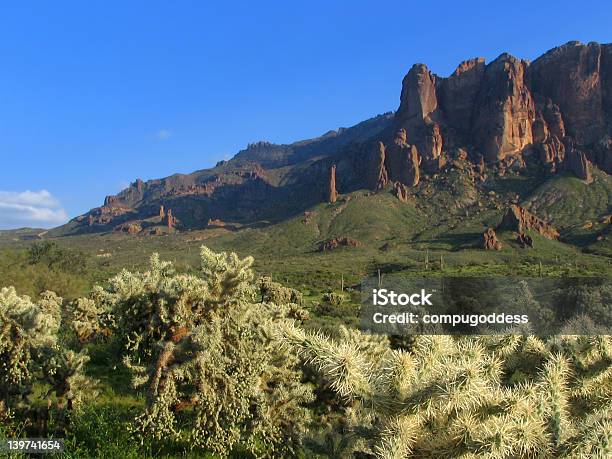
[368,142,388,190]
[476,154,487,181]
[529,42,606,146]
[114,222,142,234]
[566,148,593,182]
[318,237,361,252]
[87,215,94,226]
[497,205,559,239]
[537,135,565,172]
[440,58,486,134]
[516,232,534,248]
[395,64,444,174]
[397,64,438,129]
[166,209,176,231]
[383,41,610,180]
[393,182,410,203]
[384,129,421,187]
[407,145,421,186]
[483,228,503,250]
[327,165,338,203]
[541,100,566,139]
[159,205,165,219]
[420,122,445,172]
[471,54,535,161]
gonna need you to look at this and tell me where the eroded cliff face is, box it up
[364,40,611,190]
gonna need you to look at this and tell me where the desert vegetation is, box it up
[1,246,610,458]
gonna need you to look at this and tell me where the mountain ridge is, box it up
[50,41,611,251]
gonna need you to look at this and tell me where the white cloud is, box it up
[155,129,172,140]
[0,190,68,229]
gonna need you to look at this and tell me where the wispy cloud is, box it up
[155,129,172,141]
[0,190,68,229]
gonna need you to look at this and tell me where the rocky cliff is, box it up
[365,41,611,193]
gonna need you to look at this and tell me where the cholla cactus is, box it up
[69,294,115,343]
[0,287,60,407]
[282,323,612,458]
[0,287,95,435]
[85,246,313,456]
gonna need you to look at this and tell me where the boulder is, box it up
[483,228,503,250]
[497,205,559,239]
[318,237,361,252]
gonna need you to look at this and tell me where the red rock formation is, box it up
[538,136,565,172]
[368,141,388,190]
[407,145,421,186]
[471,54,535,161]
[483,228,503,250]
[532,117,549,144]
[497,205,559,239]
[385,42,611,176]
[420,122,445,172]
[566,148,593,183]
[385,129,421,187]
[328,165,338,203]
[477,154,487,181]
[397,64,438,127]
[159,205,165,219]
[166,209,176,231]
[440,58,486,133]
[114,222,142,234]
[87,215,94,226]
[104,195,118,206]
[541,100,566,139]
[318,237,361,252]
[393,182,410,203]
[529,42,606,146]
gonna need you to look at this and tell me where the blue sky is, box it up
[1,1,610,229]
